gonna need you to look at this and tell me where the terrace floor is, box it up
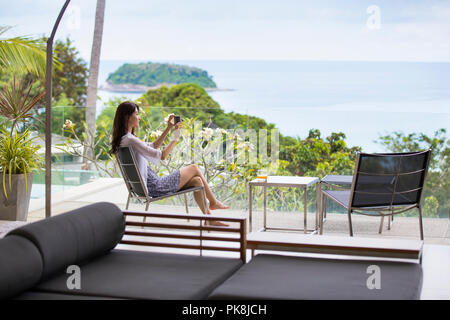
[28,178,450,244]
[24,178,450,300]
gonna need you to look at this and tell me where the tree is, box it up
[140,83,221,123]
[376,129,449,218]
[107,62,217,88]
[46,38,88,137]
[9,38,89,137]
[376,129,448,170]
[1,38,88,107]
[84,0,106,169]
[284,129,361,177]
[52,38,88,108]
[139,83,277,132]
[423,196,439,217]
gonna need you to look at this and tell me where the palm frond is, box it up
[0,26,13,36]
[0,26,61,77]
[0,36,48,77]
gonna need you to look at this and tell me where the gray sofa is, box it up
[0,202,242,300]
[0,202,423,300]
[207,254,423,300]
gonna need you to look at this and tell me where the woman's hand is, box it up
[174,121,182,130]
[167,114,175,128]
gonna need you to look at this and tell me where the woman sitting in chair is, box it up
[110,101,229,226]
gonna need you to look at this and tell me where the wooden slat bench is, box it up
[247,232,423,263]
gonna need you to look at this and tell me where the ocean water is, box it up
[98,60,450,152]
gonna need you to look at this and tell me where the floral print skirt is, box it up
[146,166,181,198]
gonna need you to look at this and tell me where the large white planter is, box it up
[0,173,33,221]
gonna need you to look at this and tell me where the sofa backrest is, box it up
[0,235,44,299]
[7,202,125,280]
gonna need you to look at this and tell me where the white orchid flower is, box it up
[202,127,214,139]
[150,130,163,139]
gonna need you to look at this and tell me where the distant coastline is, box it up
[97,60,450,154]
[99,81,234,93]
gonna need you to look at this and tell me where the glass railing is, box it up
[30,105,102,202]
[31,170,100,199]
[26,100,448,221]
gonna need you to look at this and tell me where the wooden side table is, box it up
[249,176,320,234]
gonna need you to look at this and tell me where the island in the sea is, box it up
[101,62,232,93]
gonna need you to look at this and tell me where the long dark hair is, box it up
[110,101,139,155]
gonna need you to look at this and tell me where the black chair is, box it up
[116,146,207,222]
[319,150,431,240]
[319,174,353,222]
[320,174,395,233]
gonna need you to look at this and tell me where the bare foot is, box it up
[204,220,229,227]
[209,201,229,210]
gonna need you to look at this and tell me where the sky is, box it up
[1,0,450,62]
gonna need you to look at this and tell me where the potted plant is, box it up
[0,77,44,220]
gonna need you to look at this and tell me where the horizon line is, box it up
[97,58,450,64]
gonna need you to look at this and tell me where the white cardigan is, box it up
[120,132,162,186]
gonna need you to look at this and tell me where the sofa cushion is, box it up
[0,235,43,299]
[208,254,423,300]
[7,202,125,280]
[31,249,243,300]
